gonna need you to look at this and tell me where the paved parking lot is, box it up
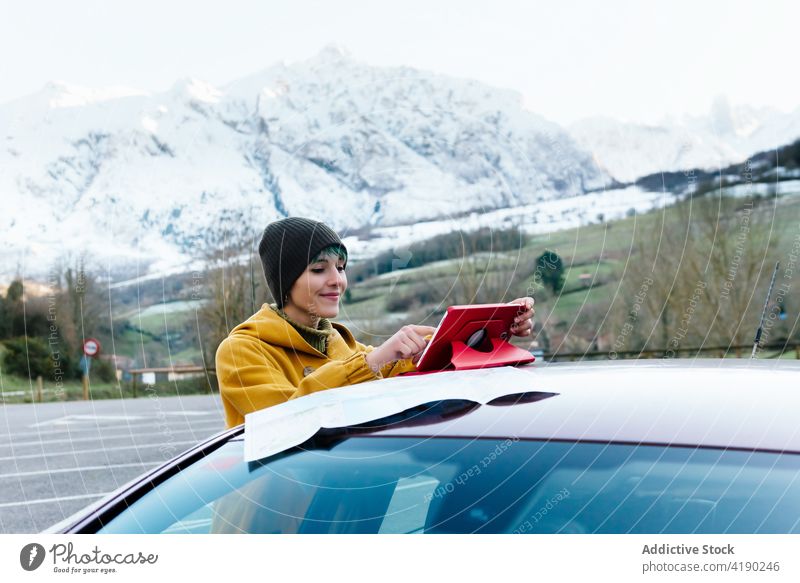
[0,393,225,533]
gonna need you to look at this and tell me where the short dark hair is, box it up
[310,244,348,265]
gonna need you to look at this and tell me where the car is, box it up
[46,358,800,534]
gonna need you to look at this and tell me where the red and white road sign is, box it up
[82,338,101,357]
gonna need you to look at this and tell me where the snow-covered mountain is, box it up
[0,46,610,279]
[5,47,797,282]
[571,97,800,183]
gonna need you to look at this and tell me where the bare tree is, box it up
[607,194,782,356]
[440,229,527,306]
[51,254,105,361]
[184,210,271,367]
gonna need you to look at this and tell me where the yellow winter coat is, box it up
[216,304,417,427]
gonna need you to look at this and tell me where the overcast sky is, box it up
[1,0,797,124]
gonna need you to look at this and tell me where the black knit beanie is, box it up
[258,217,347,308]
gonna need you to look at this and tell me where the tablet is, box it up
[415,303,534,372]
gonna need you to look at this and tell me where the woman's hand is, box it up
[365,325,437,371]
[508,297,535,337]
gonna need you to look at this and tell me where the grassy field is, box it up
[4,189,796,408]
[10,189,794,380]
[0,375,217,404]
[339,188,800,351]
[101,300,205,369]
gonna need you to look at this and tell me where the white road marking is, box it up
[0,426,223,449]
[163,411,214,416]
[0,440,199,462]
[29,415,146,428]
[0,461,162,479]
[1,418,224,441]
[0,492,111,509]
[27,411,217,428]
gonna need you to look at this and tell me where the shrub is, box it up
[349,227,527,282]
[90,358,118,383]
[385,282,446,312]
[534,251,565,294]
[1,337,52,379]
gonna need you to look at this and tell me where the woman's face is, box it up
[285,253,347,324]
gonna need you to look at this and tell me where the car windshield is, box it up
[97,437,800,534]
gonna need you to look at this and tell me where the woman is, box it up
[215,217,535,428]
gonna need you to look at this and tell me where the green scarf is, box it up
[269,304,334,355]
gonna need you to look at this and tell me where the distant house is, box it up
[130,365,213,387]
[100,354,135,380]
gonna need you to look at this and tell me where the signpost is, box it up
[81,338,101,400]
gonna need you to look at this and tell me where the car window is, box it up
[97,437,800,534]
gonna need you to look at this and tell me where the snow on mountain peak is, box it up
[141,115,159,133]
[708,94,735,135]
[571,97,800,182]
[169,78,223,104]
[313,43,352,63]
[40,81,147,108]
[16,52,776,281]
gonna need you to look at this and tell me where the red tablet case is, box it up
[413,303,535,373]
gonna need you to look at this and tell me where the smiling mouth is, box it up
[321,294,340,300]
